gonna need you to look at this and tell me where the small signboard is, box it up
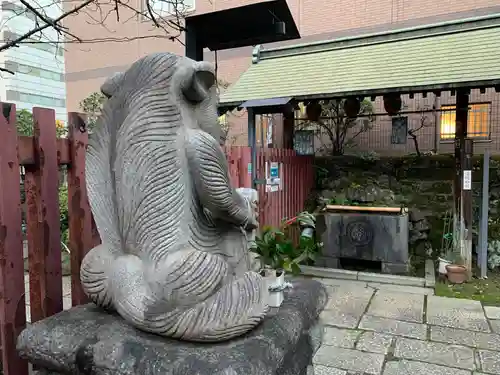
[270,162,279,178]
[391,116,408,144]
[265,161,282,192]
[294,130,315,155]
[463,170,472,190]
[247,163,252,175]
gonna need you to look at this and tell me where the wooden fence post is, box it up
[0,103,29,375]
[24,108,63,323]
[67,113,92,306]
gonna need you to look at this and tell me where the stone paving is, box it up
[23,273,500,374]
[311,277,500,375]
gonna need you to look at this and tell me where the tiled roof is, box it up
[220,14,500,105]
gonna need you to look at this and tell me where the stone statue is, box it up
[81,53,269,342]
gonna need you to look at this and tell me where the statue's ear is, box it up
[101,72,125,98]
[182,62,215,103]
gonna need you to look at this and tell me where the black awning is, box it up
[184,0,300,51]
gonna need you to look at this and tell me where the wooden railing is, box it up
[0,103,314,375]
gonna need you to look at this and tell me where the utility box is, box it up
[316,205,409,274]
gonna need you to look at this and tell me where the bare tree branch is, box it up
[19,0,82,42]
[0,0,191,55]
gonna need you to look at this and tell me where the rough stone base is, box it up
[18,280,327,375]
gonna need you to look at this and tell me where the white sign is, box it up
[266,178,281,186]
[265,185,279,192]
[463,170,472,190]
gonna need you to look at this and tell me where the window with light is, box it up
[440,103,490,139]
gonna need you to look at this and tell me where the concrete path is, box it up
[311,277,500,375]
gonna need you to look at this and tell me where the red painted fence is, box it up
[0,103,314,375]
[224,147,315,228]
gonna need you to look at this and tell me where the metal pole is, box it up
[248,108,257,189]
[462,138,473,276]
[185,23,203,61]
[480,149,490,278]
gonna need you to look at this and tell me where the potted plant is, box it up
[251,226,291,307]
[445,253,467,284]
[438,232,454,275]
[251,212,322,307]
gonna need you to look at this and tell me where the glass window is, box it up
[7,90,65,108]
[3,31,63,56]
[440,103,490,139]
[149,0,195,16]
[4,60,63,82]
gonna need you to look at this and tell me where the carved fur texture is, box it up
[81,53,268,342]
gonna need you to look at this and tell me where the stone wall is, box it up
[311,154,500,275]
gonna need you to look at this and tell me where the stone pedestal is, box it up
[17,280,327,375]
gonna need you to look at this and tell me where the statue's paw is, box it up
[244,216,259,232]
[170,271,269,342]
[80,244,116,309]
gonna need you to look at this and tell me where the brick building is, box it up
[63,0,500,154]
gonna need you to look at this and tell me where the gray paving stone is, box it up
[313,365,347,375]
[356,331,393,354]
[477,349,500,374]
[473,373,490,375]
[394,337,475,370]
[383,359,472,375]
[367,282,434,295]
[323,327,361,348]
[484,306,500,320]
[430,325,500,351]
[313,346,384,375]
[357,272,425,286]
[427,296,490,332]
[321,287,374,328]
[367,290,424,323]
[301,266,358,280]
[358,314,427,339]
[313,277,368,289]
[490,319,500,334]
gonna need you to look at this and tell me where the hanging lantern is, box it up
[343,97,361,118]
[383,94,402,116]
[305,101,322,122]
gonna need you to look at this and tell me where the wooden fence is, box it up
[225,147,315,227]
[0,103,314,375]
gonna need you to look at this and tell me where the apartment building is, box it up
[1,0,67,122]
[63,0,500,152]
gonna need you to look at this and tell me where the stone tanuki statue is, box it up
[80,52,269,342]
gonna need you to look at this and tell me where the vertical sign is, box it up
[266,161,281,192]
[270,162,279,178]
[463,170,472,190]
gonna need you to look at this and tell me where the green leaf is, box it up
[290,262,302,275]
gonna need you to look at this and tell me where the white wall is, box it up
[0,0,67,122]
